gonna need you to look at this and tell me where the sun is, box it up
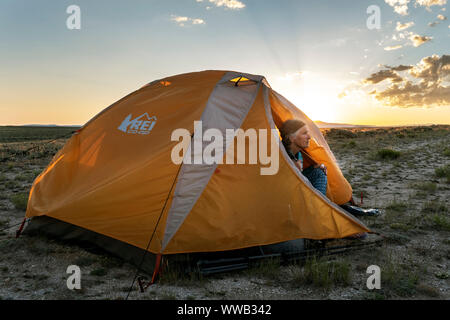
[268,72,342,123]
[294,90,340,123]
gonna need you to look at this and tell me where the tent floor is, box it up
[23,216,383,276]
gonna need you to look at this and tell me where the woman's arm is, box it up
[301,150,327,175]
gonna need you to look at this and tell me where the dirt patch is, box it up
[0,125,449,300]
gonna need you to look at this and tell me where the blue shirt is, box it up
[289,151,303,171]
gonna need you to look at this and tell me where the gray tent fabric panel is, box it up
[161,72,263,251]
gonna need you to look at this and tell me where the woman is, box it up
[260,120,331,254]
[279,119,328,196]
[279,119,369,240]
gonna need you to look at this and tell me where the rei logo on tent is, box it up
[117,113,157,135]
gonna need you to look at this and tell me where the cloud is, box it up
[372,81,449,107]
[365,54,450,107]
[385,0,411,15]
[386,0,447,15]
[171,15,205,26]
[409,54,450,82]
[428,14,447,26]
[199,0,246,10]
[390,31,432,47]
[384,45,404,50]
[396,21,415,30]
[192,18,206,25]
[409,33,433,46]
[415,0,447,8]
[364,69,404,84]
[393,30,413,39]
[385,64,414,71]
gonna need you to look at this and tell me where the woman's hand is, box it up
[294,160,303,171]
[315,163,327,175]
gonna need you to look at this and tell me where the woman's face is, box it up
[291,125,311,149]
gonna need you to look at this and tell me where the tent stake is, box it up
[138,254,163,292]
[15,218,27,238]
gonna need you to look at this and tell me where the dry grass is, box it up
[1,125,449,300]
[292,256,351,290]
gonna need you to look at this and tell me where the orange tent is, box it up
[25,70,369,256]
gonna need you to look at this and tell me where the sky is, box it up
[0,0,449,126]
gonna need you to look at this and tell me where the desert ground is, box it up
[0,125,449,300]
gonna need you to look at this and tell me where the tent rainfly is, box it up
[24,70,370,260]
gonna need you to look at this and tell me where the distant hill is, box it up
[12,122,369,129]
[22,124,81,127]
[0,125,81,143]
[314,121,376,129]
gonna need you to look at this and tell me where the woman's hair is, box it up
[279,119,306,150]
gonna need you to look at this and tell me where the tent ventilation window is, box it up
[229,76,256,87]
[160,81,171,87]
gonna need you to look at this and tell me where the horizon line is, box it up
[1,122,449,128]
